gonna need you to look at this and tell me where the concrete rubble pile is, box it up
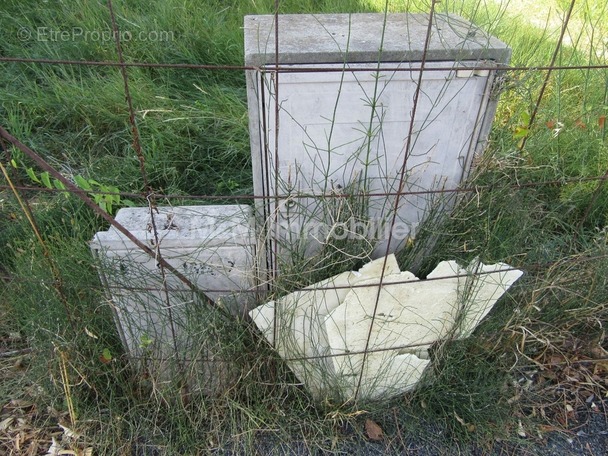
[249,255,523,401]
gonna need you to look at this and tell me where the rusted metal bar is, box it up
[518,0,577,151]
[0,56,256,70]
[5,248,608,294]
[0,126,229,318]
[2,56,608,73]
[353,0,440,402]
[107,0,149,191]
[271,0,281,350]
[2,175,607,200]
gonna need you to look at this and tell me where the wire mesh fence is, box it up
[1,0,607,453]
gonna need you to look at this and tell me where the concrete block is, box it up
[245,13,511,272]
[90,205,255,394]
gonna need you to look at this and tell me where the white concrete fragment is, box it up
[451,260,524,338]
[249,256,523,402]
[249,255,401,396]
[339,352,431,401]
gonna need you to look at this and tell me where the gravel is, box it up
[205,404,607,455]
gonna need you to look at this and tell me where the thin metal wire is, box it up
[2,55,608,72]
[108,0,188,392]
[107,0,149,193]
[2,174,607,200]
[353,1,439,402]
[518,0,576,151]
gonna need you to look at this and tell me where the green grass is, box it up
[1,0,608,454]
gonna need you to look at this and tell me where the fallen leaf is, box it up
[454,412,467,427]
[539,424,562,433]
[517,420,527,438]
[84,328,98,339]
[364,418,384,441]
[599,115,606,129]
[546,119,556,129]
[0,416,14,431]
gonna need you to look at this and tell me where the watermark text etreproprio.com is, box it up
[18,27,175,43]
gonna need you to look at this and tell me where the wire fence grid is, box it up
[1,0,608,405]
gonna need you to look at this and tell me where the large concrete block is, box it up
[245,13,511,272]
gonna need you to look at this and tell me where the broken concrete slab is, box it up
[249,255,402,396]
[249,256,523,402]
[452,261,525,338]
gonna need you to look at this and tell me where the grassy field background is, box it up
[1,0,607,454]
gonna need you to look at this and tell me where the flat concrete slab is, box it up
[245,13,511,66]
